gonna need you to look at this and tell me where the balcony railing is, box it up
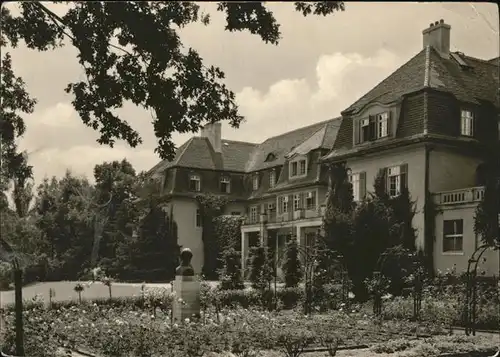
[242,205,326,225]
[433,186,485,205]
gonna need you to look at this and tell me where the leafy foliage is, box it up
[115,201,179,282]
[196,194,228,279]
[248,246,266,290]
[474,160,500,248]
[213,214,244,251]
[283,238,302,288]
[1,2,344,160]
[219,247,244,290]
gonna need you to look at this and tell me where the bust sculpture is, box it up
[175,248,195,276]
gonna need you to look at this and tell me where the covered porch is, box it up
[240,220,322,275]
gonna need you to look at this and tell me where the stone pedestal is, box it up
[172,275,200,322]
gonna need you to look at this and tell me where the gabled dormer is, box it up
[353,104,398,146]
[288,154,308,179]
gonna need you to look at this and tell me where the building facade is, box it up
[148,19,499,276]
[321,19,499,275]
[148,119,341,273]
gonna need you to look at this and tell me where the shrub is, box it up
[248,246,266,290]
[283,238,302,288]
[0,262,12,290]
[219,248,245,290]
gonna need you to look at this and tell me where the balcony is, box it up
[432,186,485,206]
[242,205,327,226]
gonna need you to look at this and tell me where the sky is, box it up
[5,2,499,185]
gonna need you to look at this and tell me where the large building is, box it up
[148,118,341,273]
[322,19,499,275]
[149,20,499,276]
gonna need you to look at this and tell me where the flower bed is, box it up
[1,282,498,357]
[0,300,450,357]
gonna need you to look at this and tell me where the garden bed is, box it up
[3,300,497,357]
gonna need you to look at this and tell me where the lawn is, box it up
[0,280,221,306]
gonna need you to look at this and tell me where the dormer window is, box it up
[220,176,231,193]
[377,112,389,138]
[460,109,474,137]
[265,153,276,162]
[355,112,391,144]
[189,174,201,192]
[289,158,307,179]
[269,170,276,188]
[252,174,259,190]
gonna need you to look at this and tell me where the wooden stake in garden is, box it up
[74,283,84,304]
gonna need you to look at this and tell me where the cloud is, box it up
[36,102,79,128]
[224,49,404,142]
[28,145,157,185]
[18,48,405,185]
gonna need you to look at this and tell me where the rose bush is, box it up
[1,301,454,357]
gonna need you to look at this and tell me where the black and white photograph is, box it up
[0,2,499,357]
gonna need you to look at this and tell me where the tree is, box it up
[91,159,137,273]
[283,238,302,288]
[0,51,35,192]
[1,2,344,161]
[319,163,354,290]
[115,197,179,282]
[33,172,95,280]
[248,246,267,290]
[322,162,354,252]
[474,157,500,248]
[196,194,227,279]
[219,247,244,290]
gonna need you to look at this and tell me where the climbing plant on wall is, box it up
[195,194,228,280]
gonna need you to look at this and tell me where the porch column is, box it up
[241,231,249,274]
[296,226,302,245]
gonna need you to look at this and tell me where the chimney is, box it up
[422,19,451,59]
[200,122,222,153]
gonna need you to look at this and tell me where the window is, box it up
[195,209,202,227]
[220,176,231,193]
[305,191,316,210]
[443,219,463,253]
[269,170,276,188]
[265,153,276,162]
[361,118,371,142]
[289,159,307,178]
[299,160,306,175]
[349,173,361,202]
[293,193,302,211]
[250,206,258,223]
[268,202,276,212]
[252,174,259,190]
[291,162,298,176]
[348,172,366,202]
[460,110,474,137]
[377,112,389,138]
[189,174,201,192]
[386,165,408,198]
[278,196,289,213]
[231,211,241,216]
[355,112,391,144]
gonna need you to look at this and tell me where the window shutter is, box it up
[360,172,367,200]
[368,115,376,140]
[400,164,409,190]
[387,111,393,137]
[354,119,361,144]
[300,192,305,208]
[382,167,388,194]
